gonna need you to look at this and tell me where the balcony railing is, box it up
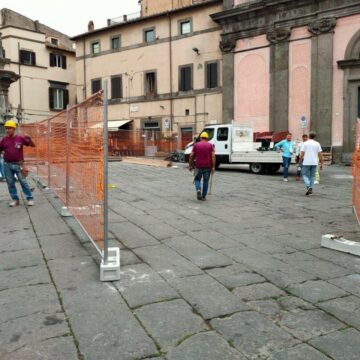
[107,11,141,26]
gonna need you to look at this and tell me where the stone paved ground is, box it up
[1,163,360,359]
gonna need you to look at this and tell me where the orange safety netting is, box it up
[21,92,105,252]
[109,129,179,157]
[353,119,360,224]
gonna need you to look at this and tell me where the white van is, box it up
[184,124,295,174]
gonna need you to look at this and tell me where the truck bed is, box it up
[230,151,295,164]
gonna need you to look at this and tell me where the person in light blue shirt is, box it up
[274,133,295,182]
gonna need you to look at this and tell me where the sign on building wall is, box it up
[163,117,171,130]
[130,105,139,113]
[300,116,307,129]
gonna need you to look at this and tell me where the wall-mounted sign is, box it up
[130,105,139,113]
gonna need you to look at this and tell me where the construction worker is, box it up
[189,132,215,201]
[0,120,35,206]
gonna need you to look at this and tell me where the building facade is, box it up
[212,0,360,162]
[72,0,222,149]
[0,9,76,124]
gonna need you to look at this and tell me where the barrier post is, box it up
[47,119,51,187]
[100,82,120,281]
[103,83,109,265]
[61,105,72,217]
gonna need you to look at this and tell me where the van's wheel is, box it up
[267,164,281,174]
[249,163,264,174]
[215,161,221,169]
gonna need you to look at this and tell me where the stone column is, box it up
[267,28,291,132]
[220,37,236,123]
[309,17,336,146]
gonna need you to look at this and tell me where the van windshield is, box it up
[202,128,214,140]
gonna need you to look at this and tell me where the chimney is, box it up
[34,20,40,31]
[88,21,94,32]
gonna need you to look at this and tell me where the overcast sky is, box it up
[1,0,141,37]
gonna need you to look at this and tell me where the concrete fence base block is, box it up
[321,234,360,257]
[60,206,72,217]
[100,247,120,281]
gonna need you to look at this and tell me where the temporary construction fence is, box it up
[109,130,179,158]
[21,89,119,281]
[353,119,360,224]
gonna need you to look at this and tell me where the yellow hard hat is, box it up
[4,120,17,129]
[200,132,208,139]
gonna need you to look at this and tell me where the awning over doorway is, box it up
[91,119,132,131]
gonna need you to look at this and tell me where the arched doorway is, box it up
[338,29,360,162]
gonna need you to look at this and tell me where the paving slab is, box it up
[115,263,179,308]
[277,296,315,311]
[110,221,160,249]
[163,236,233,269]
[120,249,143,266]
[309,328,360,360]
[233,283,286,301]
[273,252,352,280]
[171,274,248,319]
[211,311,298,359]
[278,309,345,341]
[0,232,39,253]
[328,274,360,297]
[0,284,61,324]
[189,229,240,250]
[133,245,203,279]
[135,299,208,351]
[268,343,331,360]
[318,295,360,329]
[0,248,44,270]
[0,311,69,354]
[247,299,283,318]
[0,265,50,291]
[0,335,78,360]
[48,256,158,360]
[38,233,88,260]
[287,280,349,303]
[167,331,246,360]
[141,223,184,240]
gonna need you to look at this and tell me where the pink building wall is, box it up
[332,14,360,146]
[234,35,270,131]
[288,27,311,142]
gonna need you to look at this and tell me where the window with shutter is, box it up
[49,53,55,67]
[145,72,156,97]
[206,62,218,89]
[179,66,192,91]
[20,50,36,65]
[111,76,122,99]
[62,55,67,69]
[49,82,68,110]
[49,88,55,109]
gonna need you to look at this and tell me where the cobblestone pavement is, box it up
[1,163,359,359]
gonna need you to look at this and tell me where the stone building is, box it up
[71,0,222,149]
[212,0,360,162]
[0,9,76,124]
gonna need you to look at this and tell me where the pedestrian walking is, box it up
[274,133,295,182]
[0,120,35,206]
[295,134,308,181]
[189,132,215,201]
[300,132,323,196]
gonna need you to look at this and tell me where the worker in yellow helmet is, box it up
[189,131,215,201]
[0,120,36,206]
